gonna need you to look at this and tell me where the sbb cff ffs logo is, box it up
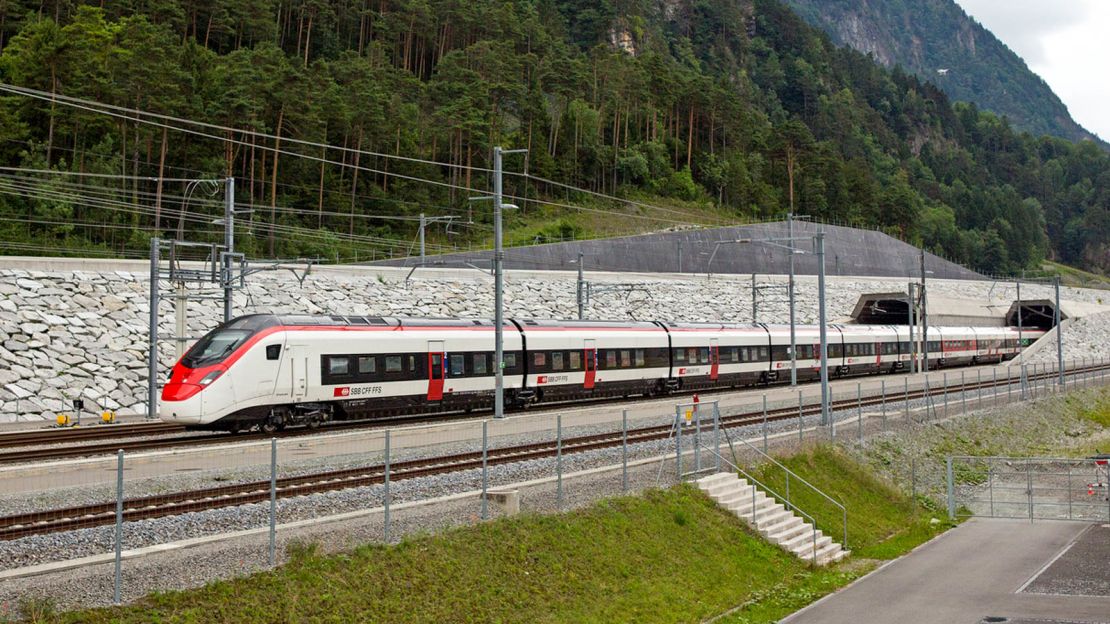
[334,387,351,397]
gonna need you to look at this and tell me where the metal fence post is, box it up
[992,369,997,407]
[797,391,803,444]
[881,379,886,431]
[988,458,994,517]
[943,372,948,418]
[481,420,489,520]
[556,413,564,510]
[911,457,916,503]
[675,407,682,480]
[714,399,723,468]
[762,394,768,453]
[268,438,277,565]
[977,369,982,408]
[384,430,391,542]
[114,449,124,605]
[946,456,955,519]
[856,383,862,444]
[1027,460,1033,523]
[694,403,702,473]
[1021,364,1027,400]
[904,377,909,420]
[622,409,628,493]
[961,371,966,414]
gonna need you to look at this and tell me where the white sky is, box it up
[955,0,1110,140]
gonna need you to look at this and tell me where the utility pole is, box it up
[908,282,917,374]
[1016,280,1022,352]
[491,146,527,419]
[788,213,797,386]
[148,237,160,420]
[677,240,683,273]
[576,250,585,320]
[920,248,928,373]
[223,177,234,323]
[419,212,426,267]
[1055,276,1064,386]
[816,231,830,428]
[751,273,758,322]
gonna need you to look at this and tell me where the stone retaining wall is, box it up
[0,260,1105,422]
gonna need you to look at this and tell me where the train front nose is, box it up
[159,363,224,424]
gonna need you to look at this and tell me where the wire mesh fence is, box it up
[0,356,1106,604]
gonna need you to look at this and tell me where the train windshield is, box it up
[182,315,278,368]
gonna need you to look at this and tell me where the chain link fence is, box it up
[0,356,1106,606]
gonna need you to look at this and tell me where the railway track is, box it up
[1,362,1104,466]
[0,421,185,450]
[2,362,1106,541]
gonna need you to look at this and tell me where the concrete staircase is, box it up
[697,472,849,565]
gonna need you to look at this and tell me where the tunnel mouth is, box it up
[1006,303,1058,330]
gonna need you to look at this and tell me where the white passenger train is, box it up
[160,314,1043,432]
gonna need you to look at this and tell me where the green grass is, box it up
[749,445,953,561]
[21,445,951,624]
[1038,260,1109,290]
[30,487,809,624]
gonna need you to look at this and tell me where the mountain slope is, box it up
[782,0,1102,144]
[0,0,1105,273]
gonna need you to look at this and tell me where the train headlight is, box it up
[198,370,224,386]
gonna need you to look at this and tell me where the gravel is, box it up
[0,370,1104,616]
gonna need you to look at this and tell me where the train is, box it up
[160,314,1044,432]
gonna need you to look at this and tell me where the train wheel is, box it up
[260,420,278,435]
[306,416,321,430]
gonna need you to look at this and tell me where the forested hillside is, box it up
[0,0,1105,274]
[782,0,1102,146]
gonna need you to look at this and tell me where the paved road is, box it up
[784,519,1110,624]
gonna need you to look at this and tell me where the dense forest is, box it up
[783,0,1102,145]
[0,0,1105,274]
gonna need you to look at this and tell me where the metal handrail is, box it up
[696,439,822,565]
[730,432,848,549]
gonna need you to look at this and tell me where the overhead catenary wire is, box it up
[0,82,722,228]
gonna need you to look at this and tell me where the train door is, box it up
[289,345,308,400]
[427,341,445,401]
[709,338,720,381]
[583,339,596,390]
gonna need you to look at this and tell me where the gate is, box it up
[946,456,1110,522]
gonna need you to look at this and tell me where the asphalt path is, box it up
[783,518,1110,624]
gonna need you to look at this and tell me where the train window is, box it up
[385,356,402,373]
[696,348,707,364]
[635,349,645,367]
[606,351,617,368]
[504,352,517,369]
[569,351,581,370]
[408,355,417,372]
[759,347,769,361]
[729,348,739,363]
[534,352,546,368]
[473,354,488,375]
[449,354,465,377]
[621,350,631,367]
[328,356,349,375]
[675,349,686,362]
[552,352,564,371]
[358,356,376,374]
[266,344,281,360]
[740,347,749,362]
[685,348,695,363]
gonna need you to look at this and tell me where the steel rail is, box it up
[2,361,1105,541]
[1,362,1104,465]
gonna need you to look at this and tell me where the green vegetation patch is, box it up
[750,445,952,562]
[40,487,807,624]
